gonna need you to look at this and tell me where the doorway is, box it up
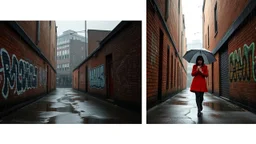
[158,29,164,101]
[106,54,114,100]
[85,66,88,92]
[219,44,229,98]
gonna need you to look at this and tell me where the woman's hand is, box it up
[199,68,203,73]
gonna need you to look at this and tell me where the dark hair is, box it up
[196,56,204,66]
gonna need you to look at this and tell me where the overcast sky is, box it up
[56,21,121,36]
[182,0,203,43]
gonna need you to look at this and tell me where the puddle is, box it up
[203,101,244,111]
[175,95,187,99]
[25,101,78,113]
[58,95,88,103]
[167,100,188,105]
[210,113,221,118]
[82,115,119,124]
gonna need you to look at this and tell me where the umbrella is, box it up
[183,48,216,64]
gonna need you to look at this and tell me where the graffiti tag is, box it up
[229,42,256,82]
[89,65,105,88]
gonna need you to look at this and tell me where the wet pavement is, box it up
[0,88,141,124]
[147,88,256,124]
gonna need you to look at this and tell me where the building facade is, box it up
[147,0,187,109]
[203,0,256,112]
[88,30,111,56]
[73,21,141,113]
[56,30,87,87]
[0,21,57,114]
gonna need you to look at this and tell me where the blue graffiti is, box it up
[0,48,38,99]
[89,65,105,88]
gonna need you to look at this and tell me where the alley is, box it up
[147,89,256,124]
[0,88,140,124]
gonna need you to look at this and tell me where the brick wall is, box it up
[73,69,78,89]
[88,30,111,56]
[228,15,256,110]
[203,0,249,52]
[74,21,141,112]
[203,0,256,111]
[0,21,56,111]
[147,0,187,108]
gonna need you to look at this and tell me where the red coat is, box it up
[190,64,208,92]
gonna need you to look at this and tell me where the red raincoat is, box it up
[190,64,208,92]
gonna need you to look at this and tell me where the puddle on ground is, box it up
[25,101,78,113]
[174,95,187,99]
[203,101,244,111]
[58,95,88,103]
[82,116,119,124]
[167,100,188,105]
[210,113,221,118]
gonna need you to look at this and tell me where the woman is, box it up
[190,56,208,117]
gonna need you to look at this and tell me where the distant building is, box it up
[56,30,87,87]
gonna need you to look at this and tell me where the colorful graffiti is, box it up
[229,42,256,82]
[89,65,105,88]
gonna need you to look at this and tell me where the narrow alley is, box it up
[147,89,256,124]
[0,88,141,124]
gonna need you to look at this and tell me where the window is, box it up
[178,0,180,14]
[214,2,218,34]
[165,0,170,21]
[205,34,207,48]
[208,25,209,47]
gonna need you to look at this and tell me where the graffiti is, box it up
[89,65,105,88]
[229,42,256,82]
[38,67,47,87]
[0,48,38,99]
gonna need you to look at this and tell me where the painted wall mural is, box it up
[0,48,47,99]
[229,42,256,82]
[89,65,105,88]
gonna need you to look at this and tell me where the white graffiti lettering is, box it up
[0,48,41,99]
[89,65,105,88]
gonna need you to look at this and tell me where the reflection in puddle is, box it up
[175,95,187,99]
[203,101,244,111]
[26,102,78,113]
[167,100,188,105]
[83,116,118,124]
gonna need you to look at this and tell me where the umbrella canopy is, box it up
[183,48,216,64]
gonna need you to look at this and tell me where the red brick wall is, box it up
[73,69,78,89]
[74,21,141,111]
[203,0,249,52]
[88,30,111,56]
[203,0,256,111]
[86,49,106,96]
[0,21,56,110]
[147,0,187,106]
[228,15,256,109]
[78,64,86,91]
